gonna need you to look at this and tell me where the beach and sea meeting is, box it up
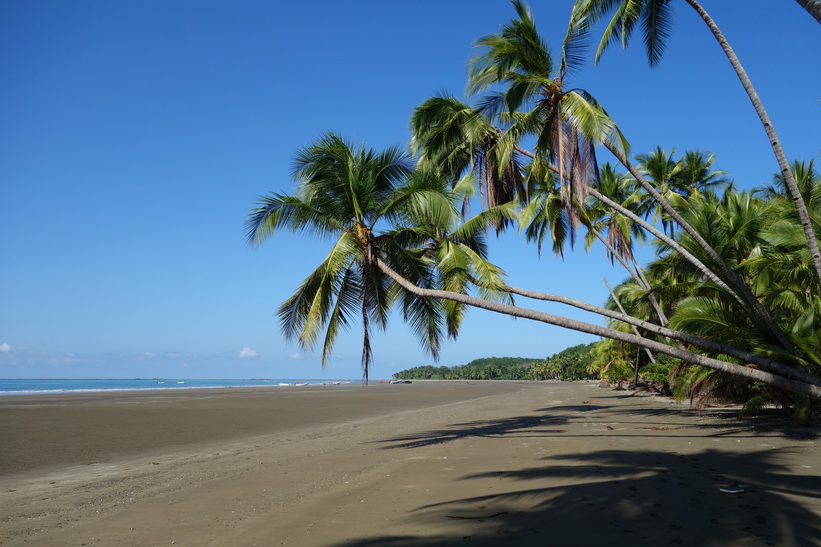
[3,0,820,545]
[0,378,355,396]
[2,380,819,545]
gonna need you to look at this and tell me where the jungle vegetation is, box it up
[393,357,537,381]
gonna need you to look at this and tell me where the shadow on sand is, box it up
[341,394,821,546]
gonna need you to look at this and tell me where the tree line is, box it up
[393,357,537,381]
[392,345,604,381]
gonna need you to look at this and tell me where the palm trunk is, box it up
[796,0,821,23]
[376,258,821,398]
[587,186,740,300]
[795,0,821,23]
[602,140,797,354]
[684,0,821,282]
[592,228,669,326]
[504,285,821,387]
[603,276,657,364]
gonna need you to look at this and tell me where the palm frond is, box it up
[641,0,673,67]
[245,194,344,246]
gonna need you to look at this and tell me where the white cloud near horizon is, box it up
[289,353,304,360]
[0,343,10,352]
[239,347,258,359]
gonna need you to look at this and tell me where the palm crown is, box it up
[246,133,511,382]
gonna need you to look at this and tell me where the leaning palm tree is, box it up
[466,1,793,353]
[568,0,821,282]
[467,0,628,226]
[246,133,513,383]
[246,133,432,383]
[249,135,821,398]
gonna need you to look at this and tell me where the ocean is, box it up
[0,378,359,396]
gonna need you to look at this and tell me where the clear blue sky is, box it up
[1,1,818,380]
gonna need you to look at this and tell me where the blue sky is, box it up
[1,1,818,380]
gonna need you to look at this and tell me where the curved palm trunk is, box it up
[684,0,821,282]
[518,145,734,312]
[376,258,821,398]
[591,228,669,326]
[602,140,797,354]
[519,145,741,307]
[796,0,821,23]
[603,276,657,365]
[504,285,821,387]
[631,256,670,325]
[587,186,739,299]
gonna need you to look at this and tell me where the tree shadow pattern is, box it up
[343,393,821,546]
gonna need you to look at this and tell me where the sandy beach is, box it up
[1,381,819,546]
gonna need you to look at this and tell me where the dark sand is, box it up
[1,381,819,545]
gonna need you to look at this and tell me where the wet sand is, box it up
[1,381,819,545]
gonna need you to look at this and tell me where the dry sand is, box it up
[0,381,819,546]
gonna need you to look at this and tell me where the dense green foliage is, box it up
[588,159,821,413]
[393,347,605,382]
[533,343,598,381]
[393,357,536,380]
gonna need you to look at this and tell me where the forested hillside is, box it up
[392,356,536,380]
[392,345,601,381]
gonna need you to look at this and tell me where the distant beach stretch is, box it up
[1,381,819,545]
[0,378,356,397]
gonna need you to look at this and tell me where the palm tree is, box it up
[635,146,681,236]
[675,150,730,199]
[246,133,515,383]
[465,1,793,353]
[583,163,645,264]
[569,0,821,282]
[245,133,436,383]
[633,147,729,235]
[467,0,628,232]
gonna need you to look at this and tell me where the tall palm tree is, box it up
[465,1,792,353]
[467,0,628,231]
[569,0,821,282]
